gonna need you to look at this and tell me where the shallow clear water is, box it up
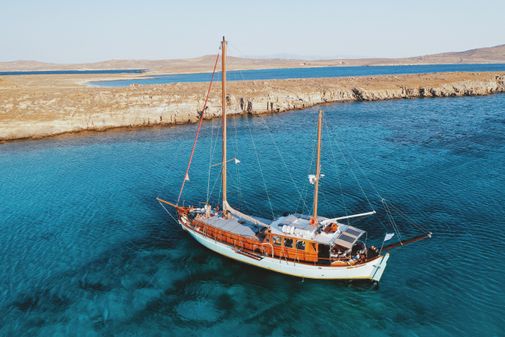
[90,63,505,87]
[1,94,505,336]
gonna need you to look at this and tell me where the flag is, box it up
[234,158,241,164]
[384,233,395,241]
[308,174,316,184]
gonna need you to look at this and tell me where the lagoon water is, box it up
[1,94,505,336]
[90,63,505,87]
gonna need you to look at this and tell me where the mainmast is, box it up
[310,110,323,225]
[221,36,228,213]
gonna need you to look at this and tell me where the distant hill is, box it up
[395,44,505,65]
[1,44,505,73]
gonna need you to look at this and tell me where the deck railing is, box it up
[189,219,379,266]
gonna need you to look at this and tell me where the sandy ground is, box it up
[1,71,504,142]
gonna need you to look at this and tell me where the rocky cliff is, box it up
[1,72,504,142]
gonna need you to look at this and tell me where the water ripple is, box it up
[1,94,505,336]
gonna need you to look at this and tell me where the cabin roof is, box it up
[197,213,268,240]
[196,211,366,249]
[333,226,366,249]
[270,214,366,248]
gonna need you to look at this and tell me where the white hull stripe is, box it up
[183,222,390,281]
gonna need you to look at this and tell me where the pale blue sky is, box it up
[2,0,504,63]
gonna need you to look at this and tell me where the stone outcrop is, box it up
[1,72,504,142]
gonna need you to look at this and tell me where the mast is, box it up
[310,110,323,225]
[221,36,228,213]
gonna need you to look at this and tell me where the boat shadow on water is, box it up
[182,235,381,291]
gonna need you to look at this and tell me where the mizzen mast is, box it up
[221,36,228,214]
[310,110,323,225]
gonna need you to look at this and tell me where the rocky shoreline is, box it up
[1,71,504,142]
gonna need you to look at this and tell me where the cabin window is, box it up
[273,236,281,246]
[284,238,293,248]
[296,240,305,251]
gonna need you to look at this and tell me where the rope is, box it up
[323,115,352,222]
[231,115,245,208]
[387,201,430,234]
[257,117,310,213]
[246,117,275,218]
[321,112,393,230]
[328,117,427,236]
[229,54,276,217]
[177,52,220,205]
[324,117,376,213]
[206,117,215,202]
[229,43,314,215]
[297,119,318,213]
[206,116,222,203]
[207,115,222,204]
[382,198,403,242]
[158,200,180,225]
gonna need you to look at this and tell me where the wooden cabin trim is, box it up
[178,209,381,267]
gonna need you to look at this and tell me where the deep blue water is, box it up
[89,63,505,87]
[0,69,145,76]
[1,94,505,336]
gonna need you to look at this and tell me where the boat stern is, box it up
[370,253,390,282]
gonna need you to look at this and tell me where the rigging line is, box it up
[229,45,334,217]
[156,132,185,197]
[387,202,430,233]
[327,121,386,203]
[327,123,423,234]
[208,115,222,202]
[322,116,351,221]
[298,122,318,213]
[207,114,222,200]
[246,117,275,219]
[232,60,260,211]
[230,55,275,215]
[385,204,402,236]
[325,120,429,235]
[231,115,245,209]
[295,129,315,212]
[158,200,180,226]
[226,53,246,209]
[323,115,389,231]
[209,165,222,204]
[218,164,223,209]
[382,199,403,242]
[257,117,310,213]
[206,117,214,202]
[343,147,384,201]
[294,110,320,212]
[177,52,220,205]
[217,63,244,207]
[324,117,376,212]
[231,44,309,214]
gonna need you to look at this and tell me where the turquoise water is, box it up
[90,63,505,87]
[1,94,505,336]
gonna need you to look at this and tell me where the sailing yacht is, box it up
[157,37,431,282]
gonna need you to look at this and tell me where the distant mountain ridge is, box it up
[1,44,505,73]
[398,44,505,64]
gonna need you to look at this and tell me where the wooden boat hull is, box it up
[181,220,390,282]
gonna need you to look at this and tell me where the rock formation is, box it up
[0,72,504,142]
